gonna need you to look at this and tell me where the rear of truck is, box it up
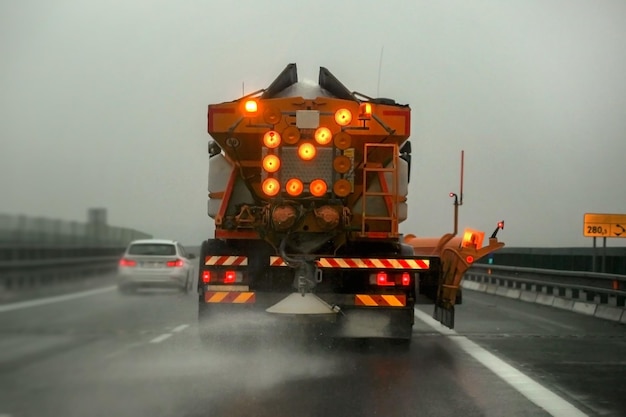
[199,64,440,341]
[199,64,504,341]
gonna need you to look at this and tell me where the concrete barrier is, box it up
[520,291,538,303]
[535,294,555,306]
[552,297,574,311]
[594,305,624,322]
[463,265,626,323]
[572,301,597,316]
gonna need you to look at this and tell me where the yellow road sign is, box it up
[583,213,626,238]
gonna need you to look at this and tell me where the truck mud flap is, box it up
[433,303,454,329]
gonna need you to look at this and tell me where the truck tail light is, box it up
[376,272,394,286]
[370,272,411,286]
[224,270,236,284]
[202,271,211,283]
[119,258,136,267]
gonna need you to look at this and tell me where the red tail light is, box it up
[166,259,184,267]
[202,271,211,283]
[376,272,394,286]
[224,270,236,284]
[401,272,411,286]
[119,258,136,267]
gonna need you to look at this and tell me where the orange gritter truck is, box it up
[199,63,504,342]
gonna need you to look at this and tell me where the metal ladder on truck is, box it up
[360,143,399,238]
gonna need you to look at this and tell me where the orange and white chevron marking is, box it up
[317,258,429,269]
[204,291,255,304]
[269,256,288,267]
[354,294,406,307]
[204,256,248,266]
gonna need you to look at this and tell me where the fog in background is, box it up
[2,0,625,247]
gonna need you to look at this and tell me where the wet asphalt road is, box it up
[0,278,624,417]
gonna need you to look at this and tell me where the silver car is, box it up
[117,239,196,293]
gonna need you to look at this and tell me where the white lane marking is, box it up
[150,333,172,344]
[0,286,116,313]
[414,308,588,417]
[172,324,189,333]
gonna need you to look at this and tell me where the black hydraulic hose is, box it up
[279,234,303,267]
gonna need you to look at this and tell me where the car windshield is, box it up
[128,244,176,256]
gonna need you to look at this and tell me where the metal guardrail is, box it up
[465,264,626,311]
[0,213,151,293]
[0,252,122,291]
[0,213,151,246]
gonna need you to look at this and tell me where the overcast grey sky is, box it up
[1,0,625,247]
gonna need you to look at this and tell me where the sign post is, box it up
[583,213,626,272]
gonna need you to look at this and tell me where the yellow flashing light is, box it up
[262,178,280,196]
[263,131,281,148]
[262,155,280,173]
[244,99,258,114]
[461,228,485,249]
[359,102,372,120]
[286,178,304,196]
[314,127,332,145]
[310,179,328,197]
[298,142,316,161]
[334,108,352,126]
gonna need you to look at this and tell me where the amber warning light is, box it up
[286,179,304,196]
[262,178,280,196]
[334,108,352,126]
[461,228,484,249]
[262,155,281,173]
[359,103,372,120]
[309,179,327,197]
[244,100,258,114]
[298,143,316,161]
[263,131,281,148]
